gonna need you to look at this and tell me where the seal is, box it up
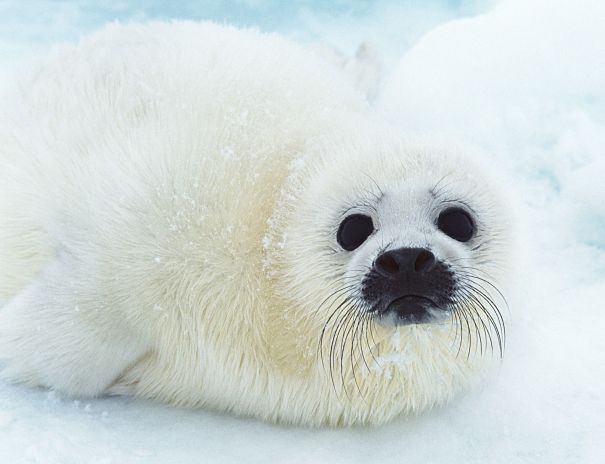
[0,21,513,426]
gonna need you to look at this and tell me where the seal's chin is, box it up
[377,295,446,326]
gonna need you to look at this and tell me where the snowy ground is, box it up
[1,0,604,462]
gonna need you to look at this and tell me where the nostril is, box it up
[375,252,399,275]
[414,250,435,272]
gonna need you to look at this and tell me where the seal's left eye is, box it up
[437,207,475,242]
[337,214,374,251]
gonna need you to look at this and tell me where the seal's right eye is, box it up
[337,214,374,251]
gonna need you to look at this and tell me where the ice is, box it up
[1,1,604,463]
[0,411,14,428]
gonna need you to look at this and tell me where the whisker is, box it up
[455,282,504,357]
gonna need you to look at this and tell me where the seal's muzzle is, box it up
[362,247,455,324]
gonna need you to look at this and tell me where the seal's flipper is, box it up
[0,258,149,397]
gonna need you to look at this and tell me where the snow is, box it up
[1,0,604,463]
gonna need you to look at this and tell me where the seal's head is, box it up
[264,129,512,425]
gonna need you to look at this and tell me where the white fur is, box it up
[0,21,512,426]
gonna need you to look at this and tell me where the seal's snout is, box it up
[363,247,454,325]
[375,248,436,276]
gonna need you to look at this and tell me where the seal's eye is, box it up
[437,208,474,242]
[337,214,374,251]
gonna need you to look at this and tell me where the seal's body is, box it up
[0,22,512,426]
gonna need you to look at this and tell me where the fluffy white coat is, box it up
[0,22,512,426]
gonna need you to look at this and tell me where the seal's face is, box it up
[265,134,512,415]
[339,207,472,326]
[337,180,500,325]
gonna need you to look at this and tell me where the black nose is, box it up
[374,248,436,276]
